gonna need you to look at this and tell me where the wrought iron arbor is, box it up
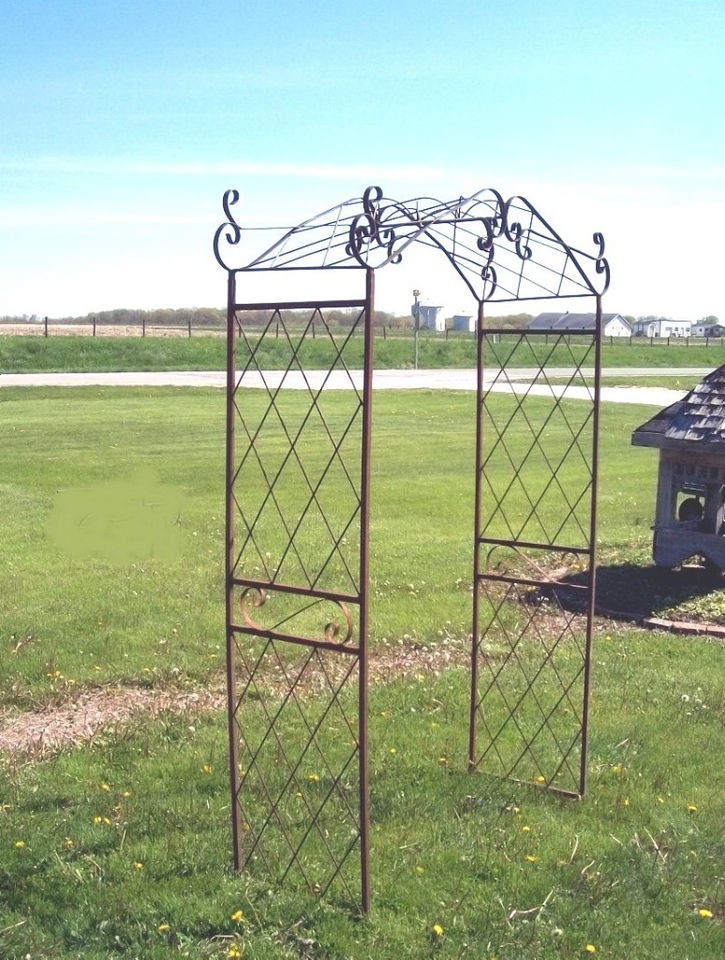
[214,186,609,912]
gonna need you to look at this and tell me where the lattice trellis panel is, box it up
[226,295,372,909]
[470,327,600,797]
[216,186,609,910]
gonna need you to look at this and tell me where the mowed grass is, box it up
[1,387,723,959]
[0,386,657,705]
[2,332,725,373]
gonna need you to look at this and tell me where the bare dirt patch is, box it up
[0,686,225,758]
[0,637,470,759]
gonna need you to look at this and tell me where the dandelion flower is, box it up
[14,840,25,848]
[698,908,713,919]
[687,803,698,813]
[201,763,213,775]
[307,773,320,782]
[431,923,444,938]
[100,783,110,792]
[389,747,397,755]
[157,923,170,932]
[535,775,546,784]
[93,816,103,824]
[227,944,243,958]
[585,946,596,954]
[415,865,425,874]
[133,862,144,870]
[522,825,531,833]
[525,854,538,863]
[437,756,448,766]
[230,909,243,923]
[610,764,622,775]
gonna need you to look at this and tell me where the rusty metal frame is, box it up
[214,186,608,913]
[469,306,602,798]
[222,275,374,911]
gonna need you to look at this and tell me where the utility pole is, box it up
[412,289,421,370]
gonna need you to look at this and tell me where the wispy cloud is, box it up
[0,157,445,183]
[0,209,213,229]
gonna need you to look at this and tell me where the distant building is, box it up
[692,322,725,338]
[451,314,475,332]
[528,312,632,337]
[631,317,692,338]
[412,302,446,332]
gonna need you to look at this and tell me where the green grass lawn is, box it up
[1,644,723,959]
[0,387,662,706]
[1,387,723,959]
[2,332,725,373]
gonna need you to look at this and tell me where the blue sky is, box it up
[1,0,723,320]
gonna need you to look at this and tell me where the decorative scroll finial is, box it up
[346,185,404,268]
[593,231,610,291]
[213,189,242,268]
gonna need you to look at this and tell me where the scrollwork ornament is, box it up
[324,601,354,644]
[592,231,610,293]
[213,189,242,269]
[476,215,496,255]
[481,263,498,301]
[362,184,382,219]
[238,587,354,645]
[239,586,267,629]
[346,185,403,268]
[504,217,533,263]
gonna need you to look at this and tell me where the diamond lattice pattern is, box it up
[228,304,367,904]
[231,307,364,595]
[473,332,596,795]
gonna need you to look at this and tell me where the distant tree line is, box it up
[1,308,536,331]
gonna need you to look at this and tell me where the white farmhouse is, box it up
[631,317,692,338]
[528,312,633,337]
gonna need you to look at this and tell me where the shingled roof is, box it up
[528,312,630,331]
[632,364,725,450]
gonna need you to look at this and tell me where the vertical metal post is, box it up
[358,268,374,913]
[468,299,485,769]
[579,294,602,796]
[225,270,242,869]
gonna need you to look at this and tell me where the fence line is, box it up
[1,318,725,348]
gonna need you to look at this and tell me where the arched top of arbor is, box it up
[214,185,609,304]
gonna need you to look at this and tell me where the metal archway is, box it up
[214,186,609,912]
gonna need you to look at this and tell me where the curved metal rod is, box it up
[213,185,610,300]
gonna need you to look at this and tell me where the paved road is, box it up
[0,367,706,406]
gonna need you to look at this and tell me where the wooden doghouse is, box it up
[632,365,725,569]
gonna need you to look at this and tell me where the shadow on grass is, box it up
[557,561,725,622]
